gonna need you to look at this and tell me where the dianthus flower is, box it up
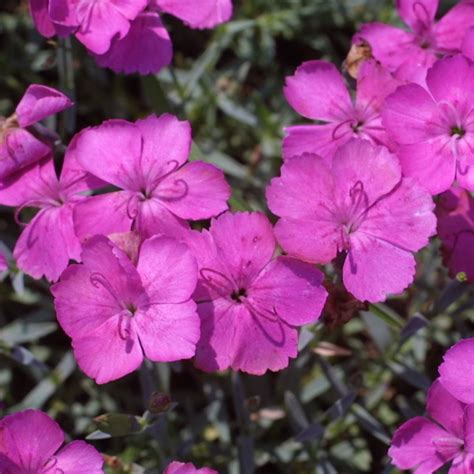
[283,59,399,160]
[436,187,474,281]
[382,55,474,194]
[0,145,98,282]
[353,0,474,84]
[439,338,474,404]
[183,211,327,375]
[164,461,218,474]
[52,233,200,384]
[0,409,104,473]
[96,0,233,74]
[266,139,436,302]
[72,113,230,241]
[389,379,474,473]
[0,84,73,181]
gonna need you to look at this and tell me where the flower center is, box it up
[451,126,466,139]
[231,288,247,303]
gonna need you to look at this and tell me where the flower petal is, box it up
[54,441,104,474]
[29,0,56,37]
[153,0,220,28]
[396,0,438,31]
[284,60,352,122]
[434,1,474,51]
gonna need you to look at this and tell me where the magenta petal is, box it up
[54,441,104,474]
[73,312,143,384]
[284,60,352,121]
[74,192,134,241]
[382,83,439,145]
[154,0,218,28]
[95,12,172,75]
[136,235,197,303]
[463,27,474,60]
[282,123,350,161]
[426,55,474,105]
[155,161,230,220]
[134,300,199,362]
[14,205,79,282]
[0,129,51,181]
[0,409,64,472]
[434,1,474,51]
[248,256,327,326]
[74,119,142,189]
[463,405,474,453]
[396,140,456,195]
[194,0,232,28]
[389,416,455,472]
[449,454,474,474]
[396,0,438,31]
[344,234,416,302]
[427,380,465,439]
[439,338,474,404]
[29,0,56,37]
[442,232,474,281]
[15,84,73,127]
[209,211,275,284]
[164,461,218,474]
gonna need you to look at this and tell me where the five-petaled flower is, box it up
[183,211,328,375]
[266,139,436,302]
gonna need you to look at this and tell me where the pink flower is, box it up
[0,409,104,473]
[0,84,73,181]
[95,0,233,74]
[51,233,200,384]
[72,114,230,241]
[183,211,327,375]
[353,0,474,84]
[164,461,218,474]
[382,55,474,195]
[48,0,148,55]
[389,379,474,473]
[436,187,474,281]
[439,338,474,404]
[266,139,436,303]
[283,59,399,161]
[0,144,98,282]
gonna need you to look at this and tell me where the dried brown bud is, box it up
[323,281,367,328]
[148,391,172,414]
[344,40,373,79]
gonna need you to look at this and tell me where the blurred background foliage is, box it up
[0,0,471,473]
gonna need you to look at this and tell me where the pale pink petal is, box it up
[396,140,456,195]
[136,235,197,303]
[14,206,79,282]
[426,55,474,105]
[54,441,104,474]
[73,313,143,384]
[95,12,172,75]
[29,0,56,37]
[195,0,232,28]
[15,85,73,128]
[51,235,144,339]
[155,161,230,220]
[0,128,50,181]
[273,217,339,265]
[439,338,474,404]
[427,380,465,438]
[73,119,142,189]
[248,256,327,326]
[154,0,218,28]
[382,83,440,145]
[134,300,199,361]
[389,417,455,472]
[396,0,438,31]
[344,234,416,302]
[108,0,147,19]
[359,177,436,252]
[463,27,474,60]
[353,23,420,71]
[449,454,474,474]
[164,461,218,474]
[283,60,352,122]
[282,123,351,161]
[135,197,190,239]
[0,410,63,471]
[331,139,402,205]
[73,192,134,241]
[209,211,275,285]
[434,1,474,51]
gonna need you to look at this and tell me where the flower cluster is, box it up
[29,0,233,74]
